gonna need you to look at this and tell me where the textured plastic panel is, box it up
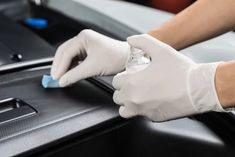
[0,67,119,156]
[0,98,37,125]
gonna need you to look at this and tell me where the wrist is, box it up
[188,62,225,113]
[215,61,235,108]
[148,28,184,50]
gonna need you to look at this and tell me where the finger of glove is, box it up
[59,59,95,87]
[127,34,176,60]
[53,39,84,80]
[112,71,128,90]
[113,90,125,106]
[119,106,137,118]
[51,38,74,78]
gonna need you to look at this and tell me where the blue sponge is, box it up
[24,18,48,29]
[42,75,60,88]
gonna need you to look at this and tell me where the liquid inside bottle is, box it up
[126,46,150,73]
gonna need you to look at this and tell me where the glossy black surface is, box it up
[0,13,54,66]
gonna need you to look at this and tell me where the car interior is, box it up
[0,0,235,157]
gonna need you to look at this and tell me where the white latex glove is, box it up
[112,34,226,122]
[51,29,130,87]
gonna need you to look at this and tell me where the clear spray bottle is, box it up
[126,46,151,72]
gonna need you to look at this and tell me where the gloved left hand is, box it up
[50,29,130,87]
[112,34,225,122]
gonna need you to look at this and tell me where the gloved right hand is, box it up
[112,34,226,122]
[51,29,130,87]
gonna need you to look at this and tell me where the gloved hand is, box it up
[51,29,130,87]
[113,34,226,122]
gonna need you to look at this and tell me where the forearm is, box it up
[216,61,235,109]
[148,0,235,50]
